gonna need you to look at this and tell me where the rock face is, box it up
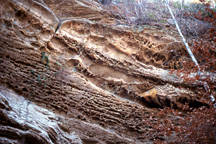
[0,0,208,143]
[0,86,82,144]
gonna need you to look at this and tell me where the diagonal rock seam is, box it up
[0,0,212,143]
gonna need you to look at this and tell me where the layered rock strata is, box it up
[0,0,210,143]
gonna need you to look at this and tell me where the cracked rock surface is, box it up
[0,0,208,143]
[0,87,82,144]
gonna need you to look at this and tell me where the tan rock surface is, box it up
[0,0,208,143]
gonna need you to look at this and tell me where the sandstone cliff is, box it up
[0,0,212,143]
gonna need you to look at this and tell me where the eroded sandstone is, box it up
[0,0,210,143]
[0,86,82,144]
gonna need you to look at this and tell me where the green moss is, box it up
[41,52,49,66]
[161,20,167,23]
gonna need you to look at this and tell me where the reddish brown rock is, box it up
[0,0,210,143]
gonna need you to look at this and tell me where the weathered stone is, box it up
[0,0,210,143]
[0,87,82,144]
